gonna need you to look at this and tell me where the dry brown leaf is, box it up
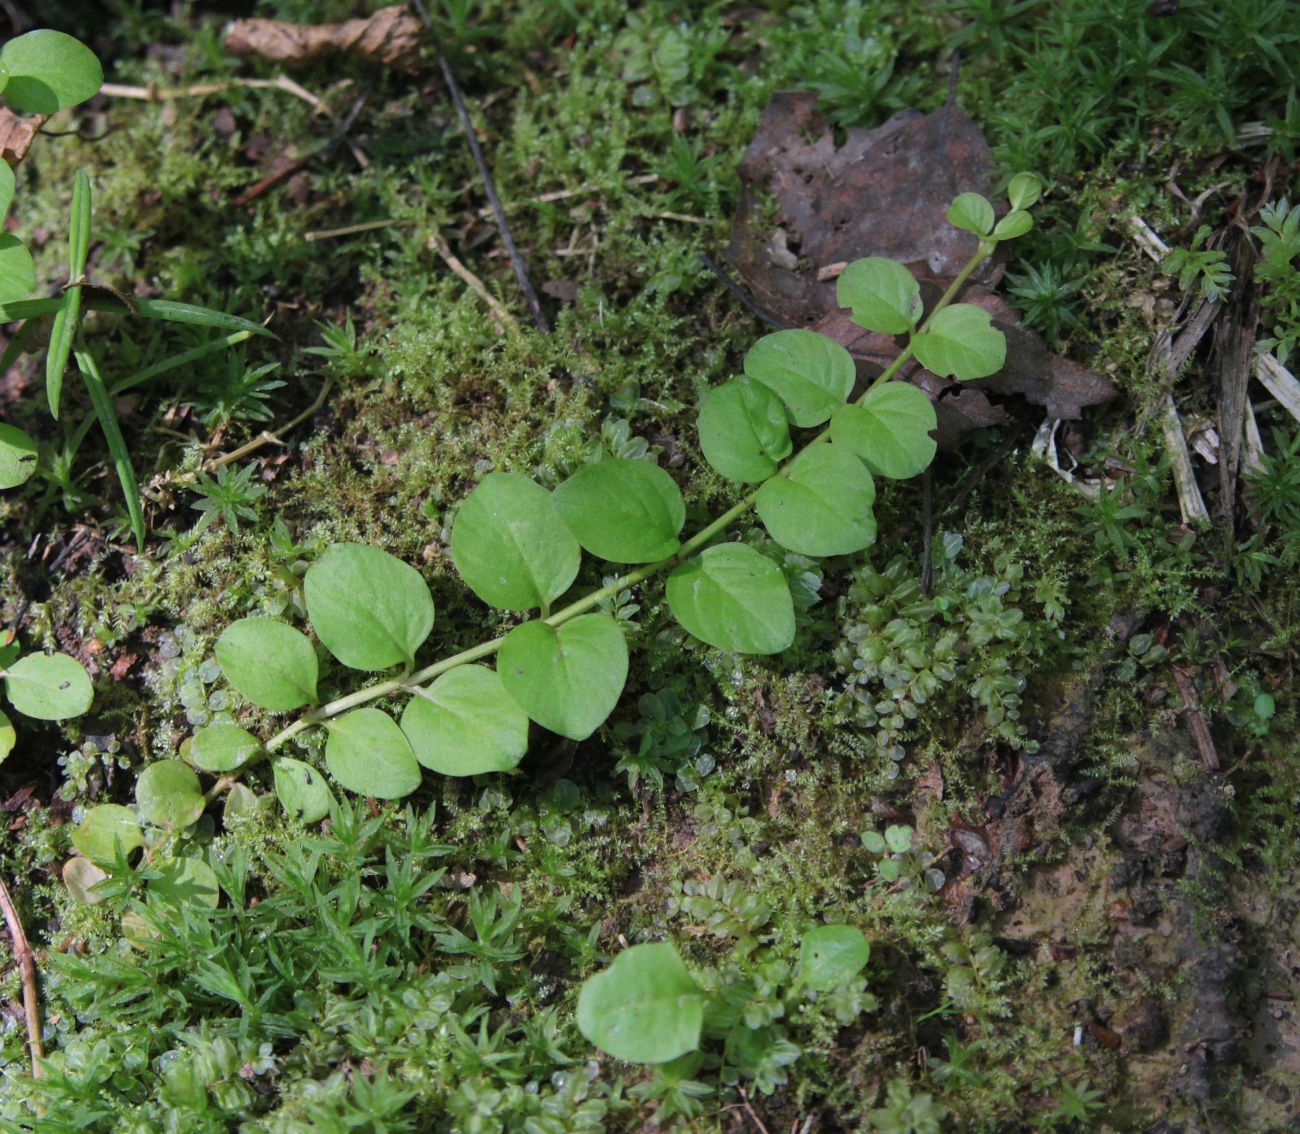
[226,5,422,70]
[0,109,48,168]
[725,92,1116,447]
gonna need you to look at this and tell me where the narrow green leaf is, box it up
[799,925,870,990]
[743,329,856,427]
[401,664,528,776]
[552,458,685,563]
[69,171,91,277]
[0,233,34,304]
[0,162,14,216]
[0,423,38,489]
[71,804,144,866]
[273,757,332,823]
[697,378,792,483]
[755,445,877,556]
[912,304,1006,381]
[304,543,435,670]
[215,617,318,712]
[46,288,80,418]
[2,652,92,720]
[451,472,581,611]
[183,724,262,773]
[577,942,703,1064]
[497,614,628,741]
[148,856,220,910]
[946,192,995,237]
[992,209,1033,241]
[76,349,145,549]
[109,331,254,397]
[829,384,937,480]
[0,30,102,114]
[666,544,795,655]
[0,708,14,764]
[127,298,274,338]
[324,708,422,799]
[136,760,206,828]
[836,257,922,335]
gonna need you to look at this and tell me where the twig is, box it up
[205,379,334,471]
[101,76,326,114]
[1159,394,1211,526]
[0,875,45,1076]
[1255,353,1300,424]
[699,253,787,329]
[1171,663,1220,770]
[737,1088,772,1134]
[305,218,413,242]
[428,234,516,329]
[409,0,548,333]
[474,173,658,218]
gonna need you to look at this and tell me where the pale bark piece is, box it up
[225,5,422,70]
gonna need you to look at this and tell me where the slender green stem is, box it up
[258,240,996,754]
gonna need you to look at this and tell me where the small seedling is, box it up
[0,629,93,764]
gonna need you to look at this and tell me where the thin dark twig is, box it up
[0,875,45,1076]
[410,0,548,333]
[939,422,1031,519]
[699,254,788,329]
[920,467,934,595]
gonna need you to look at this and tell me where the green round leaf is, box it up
[71,804,143,866]
[697,377,793,483]
[215,617,318,712]
[148,856,220,910]
[799,924,870,990]
[401,664,528,776]
[451,472,581,611]
[3,652,92,720]
[992,209,1033,241]
[743,329,856,427]
[666,544,795,655]
[305,543,434,670]
[0,160,14,216]
[755,444,877,556]
[0,423,38,489]
[272,757,332,823]
[0,707,12,764]
[1007,172,1042,211]
[912,304,1006,381]
[498,614,628,741]
[946,192,995,237]
[0,30,103,114]
[836,257,922,335]
[223,782,264,823]
[183,724,262,773]
[62,856,109,905]
[829,384,937,480]
[136,760,206,829]
[577,941,703,1064]
[324,708,422,799]
[0,233,29,304]
[553,458,685,563]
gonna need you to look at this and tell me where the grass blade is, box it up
[109,330,254,396]
[45,172,93,419]
[69,171,92,277]
[128,298,274,338]
[74,348,144,551]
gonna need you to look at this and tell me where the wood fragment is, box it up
[1243,401,1265,474]
[1171,664,1220,771]
[100,76,326,114]
[1160,394,1211,527]
[0,875,44,1077]
[1255,353,1300,424]
[428,234,516,329]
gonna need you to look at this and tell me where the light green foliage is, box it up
[182,723,262,773]
[498,614,629,741]
[401,664,529,775]
[1251,198,1300,364]
[451,471,582,610]
[552,457,686,563]
[666,544,795,654]
[1,650,92,720]
[148,855,220,910]
[324,708,422,799]
[697,378,792,482]
[305,542,435,670]
[272,757,332,823]
[798,924,871,990]
[70,804,144,866]
[215,617,318,711]
[830,385,937,480]
[837,257,923,334]
[135,760,205,828]
[947,192,996,238]
[1163,224,1234,302]
[0,29,102,114]
[0,422,38,488]
[743,329,856,426]
[577,941,705,1063]
[912,304,1006,379]
[755,444,878,556]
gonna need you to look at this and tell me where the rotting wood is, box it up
[1255,353,1300,424]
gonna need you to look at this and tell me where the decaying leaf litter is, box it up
[1,4,1297,1133]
